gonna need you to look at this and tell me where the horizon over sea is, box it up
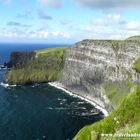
[0,43,73,65]
[0,43,103,140]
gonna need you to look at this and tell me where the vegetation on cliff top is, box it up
[74,83,140,140]
[6,46,68,84]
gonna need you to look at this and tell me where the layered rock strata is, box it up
[59,40,140,112]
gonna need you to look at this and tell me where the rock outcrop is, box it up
[8,51,36,67]
[127,35,140,42]
[59,40,140,112]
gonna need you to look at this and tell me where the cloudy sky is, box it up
[0,0,140,43]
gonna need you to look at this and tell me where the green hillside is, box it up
[73,83,140,140]
[6,46,68,85]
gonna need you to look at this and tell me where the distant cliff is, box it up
[5,51,35,68]
[6,47,68,84]
[10,51,35,67]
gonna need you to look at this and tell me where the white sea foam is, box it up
[77,101,85,104]
[0,82,17,88]
[0,83,9,88]
[48,82,109,117]
[57,98,61,101]
[62,99,67,101]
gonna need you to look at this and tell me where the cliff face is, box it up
[9,52,36,67]
[59,40,140,112]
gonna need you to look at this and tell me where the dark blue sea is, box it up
[0,43,103,140]
[0,43,71,65]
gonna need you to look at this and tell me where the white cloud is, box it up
[75,0,140,11]
[85,26,102,34]
[114,15,121,22]
[52,31,70,38]
[91,14,121,27]
[0,28,71,42]
[108,14,121,23]
[125,21,140,30]
[81,15,140,40]
[36,31,49,38]
[38,0,62,8]
[93,19,105,25]
[52,31,61,36]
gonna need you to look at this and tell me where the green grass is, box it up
[102,81,120,100]
[133,57,140,72]
[6,46,68,84]
[35,46,68,55]
[74,84,140,140]
[102,81,132,108]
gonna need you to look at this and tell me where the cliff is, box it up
[56,38,140,140]
[5,37,140,139]
[74,83,140,140]
[6,47,68,84]
[59,40,140,113]
[10,51,36,67]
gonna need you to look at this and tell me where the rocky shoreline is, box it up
[48,81,109,117]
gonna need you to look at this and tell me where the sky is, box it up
[0,0,140,43]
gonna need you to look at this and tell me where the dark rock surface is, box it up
[7,51,36,68]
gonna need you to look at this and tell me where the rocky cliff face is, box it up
[59,40,140,112]
[9,51,36,67]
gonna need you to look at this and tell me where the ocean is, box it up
[0,43,103,140]
[0,43,70,65]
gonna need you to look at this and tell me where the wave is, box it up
[0,82,17,88]
[48,82,109,117]
[45,107,86,110]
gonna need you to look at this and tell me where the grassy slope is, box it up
[133,57,140,72]
[7,46,68,84]
[102,81,132,108]
[74,84,140,140]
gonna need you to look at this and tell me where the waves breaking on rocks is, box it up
[48,82,109,117]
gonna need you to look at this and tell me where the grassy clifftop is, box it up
[74,83,140,140]
[6,46,68,85]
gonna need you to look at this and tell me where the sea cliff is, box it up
[59,39,140,113]
[10,51,36,67]
[6,47,68,84]
[5,36,140,140]
[57,37,140,140]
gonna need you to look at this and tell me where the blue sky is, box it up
[0,0,140,43]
